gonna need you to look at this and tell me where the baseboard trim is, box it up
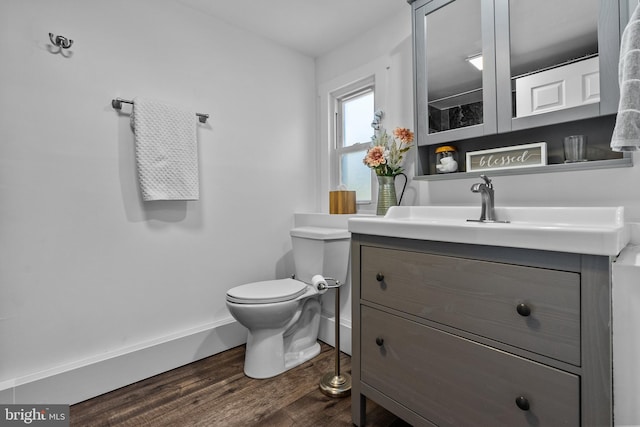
[2,315,352,405]
[318,313,352,356]
[1,318,247,405]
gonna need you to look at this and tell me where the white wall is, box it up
[316,3,640,219]
[0,0,316,403]
[313,7,414,353]
[316,6,417,214]
[423,160,640,220]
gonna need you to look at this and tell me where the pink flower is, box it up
[364,146,387,167]
[393,127,414,144]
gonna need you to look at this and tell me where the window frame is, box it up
[331,77,375,206]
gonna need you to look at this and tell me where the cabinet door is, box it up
[414,0,497,146]
[495,0,621,132]
[361,307,580,426]
[360,246,581,365]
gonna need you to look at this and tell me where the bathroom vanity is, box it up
[349,206,629,427]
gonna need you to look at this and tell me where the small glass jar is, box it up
[435,145,458,173]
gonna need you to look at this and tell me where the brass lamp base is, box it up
[319,372,352,398]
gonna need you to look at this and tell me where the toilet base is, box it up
[284,341,321,370]
[244,329,321,379]
[240,294,322,379]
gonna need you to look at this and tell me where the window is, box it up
[333,81,375,203]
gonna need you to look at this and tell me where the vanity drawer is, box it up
[361,306,580,426]
[360,246,580,364]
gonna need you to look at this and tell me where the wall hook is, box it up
[49,33,73,49]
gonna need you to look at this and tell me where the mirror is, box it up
[426,0,483,134]
[509,0,599,118]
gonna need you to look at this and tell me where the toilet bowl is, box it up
[225,226,350,379]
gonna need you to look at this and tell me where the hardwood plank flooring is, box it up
[70,343,409,426]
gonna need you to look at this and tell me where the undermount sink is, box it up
[348,206,630,256]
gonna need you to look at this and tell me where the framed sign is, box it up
[466,142,547,172]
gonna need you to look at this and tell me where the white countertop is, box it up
[348,206,630,256]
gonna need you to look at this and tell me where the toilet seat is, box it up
[226,278,308,304]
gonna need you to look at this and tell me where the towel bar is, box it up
[111,97,209,123]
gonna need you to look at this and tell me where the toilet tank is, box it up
[290,226,351,284]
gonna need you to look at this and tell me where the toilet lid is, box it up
[226,278,308,304]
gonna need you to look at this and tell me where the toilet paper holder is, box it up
[314,276,341,291]
[313,275,352,398]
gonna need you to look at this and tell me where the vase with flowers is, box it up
[363,112,414,215]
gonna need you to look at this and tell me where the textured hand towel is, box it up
[611,2,640,151]
[132,97,200,201]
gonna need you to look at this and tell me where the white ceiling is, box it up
[176,0,409,57]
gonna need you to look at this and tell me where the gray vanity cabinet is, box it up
[351,234,612,426]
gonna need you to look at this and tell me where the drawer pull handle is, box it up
[375,273,384,282]
[516,303,531,317]
[375,337,384,347]
[515,396,530,411]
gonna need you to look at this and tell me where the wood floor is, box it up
[70,343,409,426]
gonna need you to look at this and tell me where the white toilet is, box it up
[226,226,351,379]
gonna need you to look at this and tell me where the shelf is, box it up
[414,156,633,181]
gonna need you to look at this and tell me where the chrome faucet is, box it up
[469,175,507,223]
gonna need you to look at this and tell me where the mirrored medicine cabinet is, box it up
[410,0,634,178]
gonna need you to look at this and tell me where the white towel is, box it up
[132,97,200,201]
[611,2,640,152]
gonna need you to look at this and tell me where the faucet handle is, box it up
[480,174,492,187]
